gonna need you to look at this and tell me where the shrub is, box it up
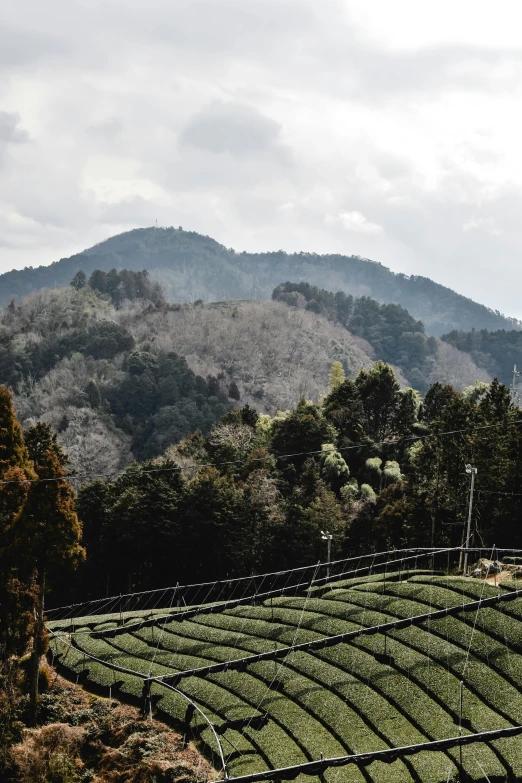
[11,723,84,783]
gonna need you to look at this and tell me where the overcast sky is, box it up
[2,0,522,315]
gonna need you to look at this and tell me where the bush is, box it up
[11,723,84,783]
[360,483,377,503]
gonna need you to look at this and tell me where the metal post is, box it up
[463,466,477,575]
[326,535,332,578]
[321,531,333,579]
[459,680,464,769]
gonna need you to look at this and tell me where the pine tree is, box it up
[70,270,87,290]
[12,423,84,724]
[0,386,36,664]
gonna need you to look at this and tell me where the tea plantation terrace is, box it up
[48,547,522,783]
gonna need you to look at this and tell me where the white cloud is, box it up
[325,211,383,234]
[462,216,501,236]
[3,1,522,316]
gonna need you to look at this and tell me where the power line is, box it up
[477,489,522,497]
[3,417,522,486]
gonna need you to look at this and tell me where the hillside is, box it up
[5,669,213,783]
[1,285,377,475]
[272,281,492,392]
[0,278,493,476]
[1,227,520,336]
[441,329,522,389]
[48,563,522,783]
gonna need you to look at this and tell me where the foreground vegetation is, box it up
[49,571,522,782]
[3,666,212,783]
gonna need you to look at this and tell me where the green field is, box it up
[48,572,522,783]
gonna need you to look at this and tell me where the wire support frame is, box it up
[145,582,522,686]
[60,546,458,638]
[209,724,522,783]
[46,546,456,617]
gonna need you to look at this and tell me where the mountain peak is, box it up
[0,227,520,335]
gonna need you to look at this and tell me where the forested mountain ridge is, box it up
[273,281,437,391]
[1,226,520,335]
[0,272,491,477]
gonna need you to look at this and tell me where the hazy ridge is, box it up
[1,226,520,335]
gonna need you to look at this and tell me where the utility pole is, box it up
[321,530,333,579]
[463,465,477,575]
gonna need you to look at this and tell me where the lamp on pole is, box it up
[463,465,477,575]
[321,530,333,579]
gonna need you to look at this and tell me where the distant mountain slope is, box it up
[272,280,491,393]
[441,329,522,388]
[2,285,376,475]
[1,226,520,335]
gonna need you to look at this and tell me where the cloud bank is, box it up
[2,0,522,316]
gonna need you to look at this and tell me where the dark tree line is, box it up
[71,268,165,307]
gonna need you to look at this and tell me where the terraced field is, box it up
[48,572,522,783]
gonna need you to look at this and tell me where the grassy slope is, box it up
[49,573,522,783]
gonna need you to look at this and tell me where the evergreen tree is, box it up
[12,423,84,724]
[70,270,87,290]
[0,385,30,477]
[228,381,240,401]
[102,461,183,593]
[179,468,247,580]
[270,400,335,483]
[0,387,36,657]
[328,361,346,391]
[355,362,401,441]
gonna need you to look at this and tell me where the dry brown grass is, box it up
[9,670,215,783]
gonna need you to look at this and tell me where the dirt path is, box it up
[484,569,515,586]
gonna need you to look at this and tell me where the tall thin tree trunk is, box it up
[29,571,45,726]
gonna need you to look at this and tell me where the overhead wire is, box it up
[4,417,522,487]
